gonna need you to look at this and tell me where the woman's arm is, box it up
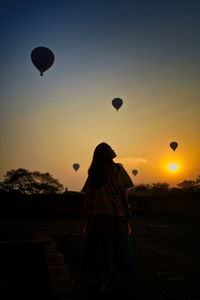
[120,189,132,220]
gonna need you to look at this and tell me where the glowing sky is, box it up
[1,0,200,191]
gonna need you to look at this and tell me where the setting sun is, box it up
[167,163,179,172]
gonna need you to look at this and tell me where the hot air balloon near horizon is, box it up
[132,169,138,176]
[112,98,123,111]
[73,163,80,172]
[170,141,178,151]
[31,47,55,76]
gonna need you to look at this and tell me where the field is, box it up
[0,214,200,299]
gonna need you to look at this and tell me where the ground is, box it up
[0,214,199,299]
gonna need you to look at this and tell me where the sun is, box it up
[167,162,179,172]
[160,156,184,176]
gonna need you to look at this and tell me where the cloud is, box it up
[115,157,151,165]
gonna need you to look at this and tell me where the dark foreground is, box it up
[0,214,199,299]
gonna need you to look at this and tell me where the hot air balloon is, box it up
[73,163,80,172]
[132,169,138,176]
[112,98,123,111]
[31,47,55,76]
[170,142,178,151]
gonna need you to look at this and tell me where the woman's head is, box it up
[93,142,117,162]
[88,142,117,188]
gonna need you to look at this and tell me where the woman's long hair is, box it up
[88,142,119,188]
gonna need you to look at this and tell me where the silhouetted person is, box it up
[81,142,134,292]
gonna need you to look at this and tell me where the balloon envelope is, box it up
[31,47,55,76]
[73,163,80,171]
[112,98,123,111]
[170,142,178,151]
[132,169,138,176]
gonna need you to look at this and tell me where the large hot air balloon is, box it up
[73,163,80,172]
[132,169,138,176]
[112,98,123,111]
[31,47,55,76]
[170,142,178,151]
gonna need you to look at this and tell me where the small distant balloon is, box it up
[112,98,123,111]
[73,163,80,172]
[31,47,55,76]
[170,142,178,151]
[132,169,138,176]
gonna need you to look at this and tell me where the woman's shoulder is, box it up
[115,162,123,167]
[113,163,130,176]
[113,162,123,172]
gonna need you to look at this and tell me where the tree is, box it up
[150,182,169,193]
[134,184,150,193]
[169,187,181,193]
[31,171,64,194]
[0,168,64,194]
[0,169,35,194]
[195,175,200,190]
[177,180,197,191]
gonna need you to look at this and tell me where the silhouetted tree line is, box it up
[0,168,200,196]
[0,168,65,195]
[132,175,200,195]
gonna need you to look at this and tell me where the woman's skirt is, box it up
[81,231,133,277]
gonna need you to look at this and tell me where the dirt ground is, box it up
[0,214,199,299]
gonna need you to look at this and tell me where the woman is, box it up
[81,142,134,292]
